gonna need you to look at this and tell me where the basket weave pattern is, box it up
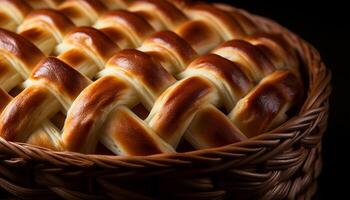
[0,2,331,200]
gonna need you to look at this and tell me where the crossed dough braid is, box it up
[0,0,304,156]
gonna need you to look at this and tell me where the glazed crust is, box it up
[0,0,304,156]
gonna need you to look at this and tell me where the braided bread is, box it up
[0,0,304,156]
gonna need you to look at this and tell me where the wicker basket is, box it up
[0,7,331,200]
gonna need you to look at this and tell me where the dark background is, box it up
[208,0,349,199]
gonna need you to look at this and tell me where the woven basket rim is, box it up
[0,8,331,170]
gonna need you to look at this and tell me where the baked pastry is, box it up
[0,0,304,156]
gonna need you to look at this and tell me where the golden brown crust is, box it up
[186,3,246,40]
[230,70,303,137]
[213,3,259,35]
[0,86,53,141]
[129,0,188,29]
[147,76,218,147]
[26,0,64,9]
[61,47,178,154]
[62,76,133,153]
[96,10,155,47]
[213,39,275,81]
[26,125,63,151]
[58,0,107,26]
[246,33,300,77]
[140,30,198,73]
[175,20,222,54]
[31,57,90,100]
[183,53,253,108]
[0,89,12,112]
[0,57,90,143]
[1,0,32,14]
[99,0,130,9]
[62,27,120,64]
[167,0,195,9]
[17,9,75,54]
[106,49,176,98]
[102,107,174,155]
[20,9,75,38]
[0,0,304,156]
[187,105,247,148]
[0,0,32,31]
[0,29,45,75]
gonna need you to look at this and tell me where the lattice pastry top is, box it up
[0,0,304,156]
